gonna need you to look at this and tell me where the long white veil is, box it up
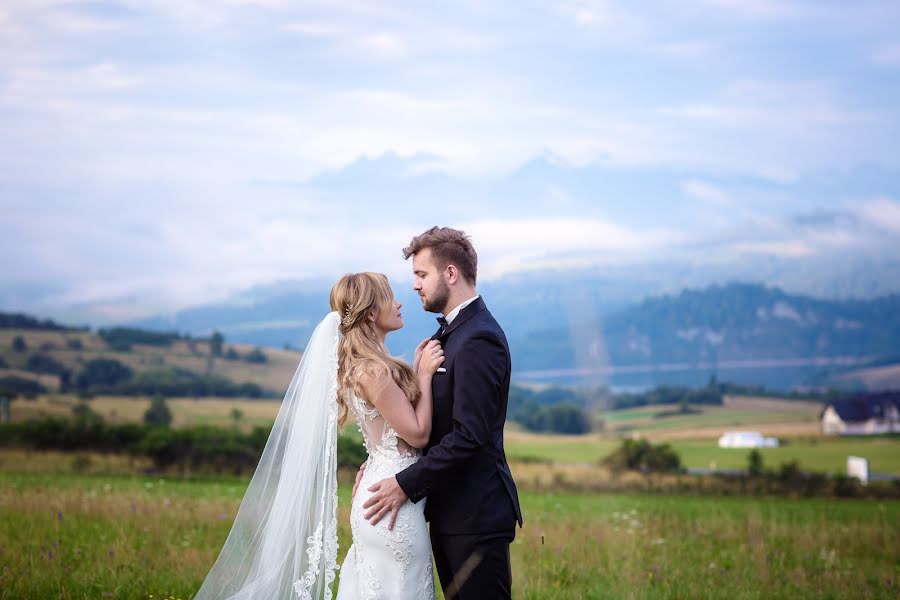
[193,311,342,600]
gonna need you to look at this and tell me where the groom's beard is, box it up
[423,279,451,314]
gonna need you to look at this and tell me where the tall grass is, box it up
[2,470,897,599]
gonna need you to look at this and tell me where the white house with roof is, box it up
[821,392,900,435]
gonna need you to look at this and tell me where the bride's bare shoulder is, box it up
[354,362,391,394]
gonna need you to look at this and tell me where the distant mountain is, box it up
[127,279,900,392]
[513,283,900,390]
[129,271,655,359]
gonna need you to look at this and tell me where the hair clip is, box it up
[342,303,354,325]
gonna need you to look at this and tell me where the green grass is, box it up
[673,436,900,474]
[1,470,898,599]
[505,434,900,475]
[625,409,815,432]
[603,408,664,422]
[505,436,620,464]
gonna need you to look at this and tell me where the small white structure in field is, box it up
[847,456,869,485]
[717,431,779,448]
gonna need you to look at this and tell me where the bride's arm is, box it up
[359,341,443,448]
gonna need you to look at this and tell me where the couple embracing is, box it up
[194,226,523,600]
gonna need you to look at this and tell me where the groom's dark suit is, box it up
[396,296,522,599]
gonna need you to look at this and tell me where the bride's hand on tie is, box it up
[419,340,444,376]
[412,337,431,374]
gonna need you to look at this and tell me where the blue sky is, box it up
[2,1,899,322]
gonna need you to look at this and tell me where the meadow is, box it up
[2,463,898,600]
[4,346,900,598]
[503,432,900,476]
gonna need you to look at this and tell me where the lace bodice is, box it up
[348,392,420,464]
[338,392,434,600]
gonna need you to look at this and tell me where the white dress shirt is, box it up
[444,295,480,325]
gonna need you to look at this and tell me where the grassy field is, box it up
[601,395,824,438]
[504,433,900,476]
[12,392,900,476]
[1,466,898,599]
[503,395,900,476]
[8,395,287,431]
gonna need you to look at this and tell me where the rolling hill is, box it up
[130,281,900,391]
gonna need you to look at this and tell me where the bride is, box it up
[192,272,443,599]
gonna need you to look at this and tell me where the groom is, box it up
[362,226,523,599]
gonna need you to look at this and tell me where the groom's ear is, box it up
[445,264,459,285]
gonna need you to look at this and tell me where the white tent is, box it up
[717,431,779,448]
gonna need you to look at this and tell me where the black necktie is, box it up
[436,316,448,335]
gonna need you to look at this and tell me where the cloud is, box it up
[698,0,802,20]
[732,241,816,257]
[682,179,731,205]
[856,197,900,233]
[281,22,345,36]
[2,0,900,319]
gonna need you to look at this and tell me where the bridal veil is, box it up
[193,311,342,599]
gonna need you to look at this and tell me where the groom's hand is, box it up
[363,476,407,530]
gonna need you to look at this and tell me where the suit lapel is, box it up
[437,296,486,339]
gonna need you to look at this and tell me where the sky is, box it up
[2,0,900,322]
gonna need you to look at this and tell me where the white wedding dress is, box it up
[336,391,435,600]
[192,312,434,600]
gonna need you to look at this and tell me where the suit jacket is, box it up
[396,297,523,535]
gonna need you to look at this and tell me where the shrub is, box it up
[0,375,47,398]
[516,402,592,434]
[12,336,27,353]
[72,402,103,424]
[337,432,368,468]
[26,353,68,375]
[144,395,173,427]
[244,348,267,364]
[602,439,682,474]
[75,358,134,390]
[119,368,267,398]
[99,327,180,350]
[747,449,764,477]
[210,331,224,357]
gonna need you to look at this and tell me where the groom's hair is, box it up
[403,226,478,284]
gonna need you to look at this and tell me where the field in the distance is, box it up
[0,328,301,393]
[504,433,900,475]
[8,394,286,431]
[2,467,898,599]
[506,395,900,476]
[11,393,900,476]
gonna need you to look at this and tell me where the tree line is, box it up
[0,312,85,331]
[0,407,367,474]
[0,355,271,399]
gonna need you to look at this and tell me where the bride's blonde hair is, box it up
[330,272,419,428]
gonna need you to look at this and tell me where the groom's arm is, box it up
[395,332,506,502]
